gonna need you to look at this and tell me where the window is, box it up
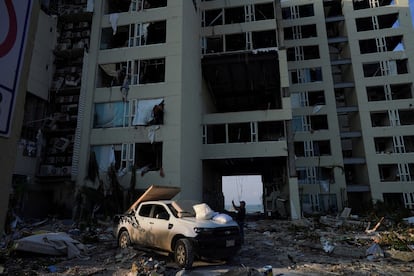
[97,58,165,88]
[100,21,166,50]
[94,99,164,128]
[282,4,314,19]
[356,13,399,31]
[287,45,320,61]
[137,58,166,84]
[94,102,128,128]
[284,24,317,40]
[139,204,153,217]
[205,124,226,144]
[225,6,245,24]
[225,33,246,51]
[228,123,251,143]
[153,205,169,219]
[129,0,167,12]
[359,35,403,54]
[257,121,285,141]
[203,9,223,27]
[252,30,277,49]
[254,3,275,20]
[135,142,163,172]
[362,59,408,78]
[290,68,322,84]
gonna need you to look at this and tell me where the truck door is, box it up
[149,204,173,250]
[133,203,153,246]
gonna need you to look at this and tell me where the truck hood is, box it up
[180,216,238,228]
[127,185,180,213]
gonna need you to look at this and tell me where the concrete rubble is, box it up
[1,210,414,275]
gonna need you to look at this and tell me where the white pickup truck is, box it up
[113,185,242,268]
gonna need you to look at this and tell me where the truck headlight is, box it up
[194,227,214,235]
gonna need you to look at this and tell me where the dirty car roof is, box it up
[127,185,180,213]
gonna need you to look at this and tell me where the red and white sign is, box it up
[0,0,33,137]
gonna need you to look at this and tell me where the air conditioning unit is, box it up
[39,165,60,176]
[61,166,72,176]
[54,137,70,152]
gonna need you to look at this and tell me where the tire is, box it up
[174,238,194,269]
[118,230,131,249]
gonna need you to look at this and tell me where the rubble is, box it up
[1,209,414,275]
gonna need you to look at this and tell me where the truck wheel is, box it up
[118,230,131,248]
[174,238,194,269]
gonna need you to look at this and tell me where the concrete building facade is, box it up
[4,0,414,226]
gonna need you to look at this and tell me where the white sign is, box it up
[0,0,33,137]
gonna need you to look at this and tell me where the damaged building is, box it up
[4,0,414,223]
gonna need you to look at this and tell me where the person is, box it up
[232,200,246,244]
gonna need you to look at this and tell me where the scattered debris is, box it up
[1,208,414,275]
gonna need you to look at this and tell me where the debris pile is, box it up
[1,208,414,275]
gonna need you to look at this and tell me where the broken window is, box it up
[404,136,414,152]
[135,142,163,172]
[287,45,320,61]
[203,35,224,54]
[138,58,165,84]
[225,33,246,52]
[105,0,131,14]
[130,0,167,11]
[326,21,345,38]
[367,83,412,101]
[203,9,223,27]
[93,142,163,174]
[97,62,127,87]
[399,110,414,125]
[228,123,251,143]
[257,121,285,141]
[290,68,323,84]
[355,13,399,31]
[282,4,314,19]
[353,0,394,10]
[204,124,226,144]
[284,24,317,40]
[371,111,390,127]
[363,59,408,77]
[225,6,245,24]
[94,102,129,128]
[366,85,387,101]
[91,145,119,173]
[97,58,165,87]
[132,98,164,126]
[374,137,394,153]
[254,3,275,20]
[323,0,342,17]
[93,99,164,128]
[291,90,325,108]
[22,93,48,141]
[297,166,317,184]
[120,21,167,48]
[100,25,129,49]
[294,140,331,157]
[252,30,276,49]
[311,115,328,131]
[359,35,403,54]
[379,163,406,182]
[292,116,310,132]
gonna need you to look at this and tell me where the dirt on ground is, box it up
[1,213,414,275]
